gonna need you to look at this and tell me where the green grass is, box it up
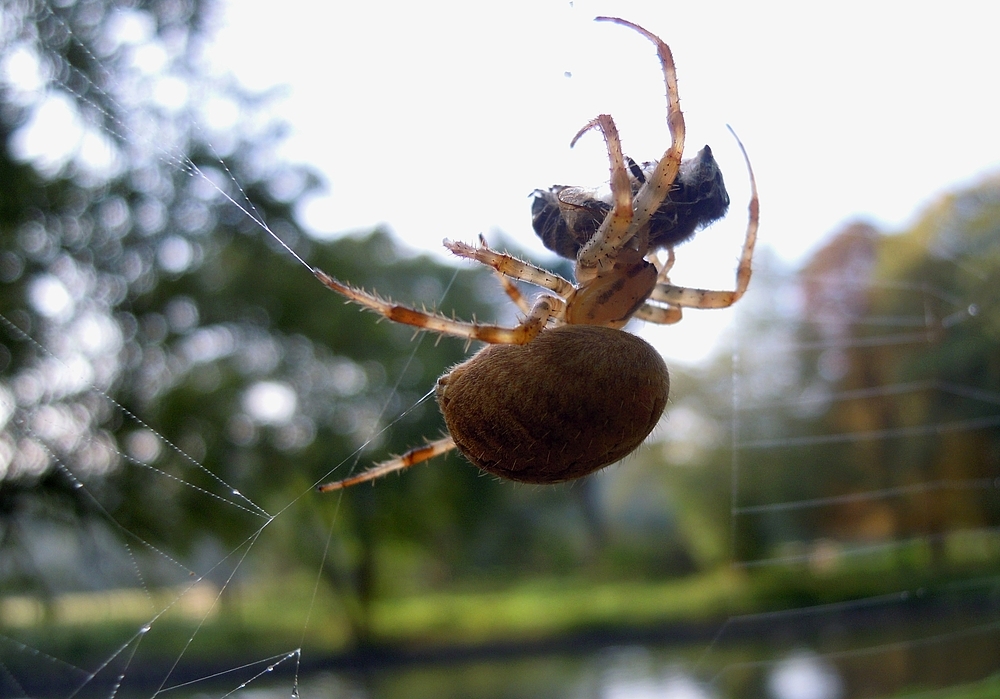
[2,568,746,663]
[370,567,744,644]
[5,554,999,664]
[890,673,1000,698]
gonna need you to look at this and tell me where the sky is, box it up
[206,0,1000,244]
[21,0,1000,365]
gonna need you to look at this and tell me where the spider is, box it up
[315,16,758,491]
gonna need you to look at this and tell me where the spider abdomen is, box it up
[436,325,669,483]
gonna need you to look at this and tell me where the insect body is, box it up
[315,17,758,491]
[532,145,731,260]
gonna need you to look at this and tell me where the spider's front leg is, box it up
[570,114,634,279]
[576,17,687,273]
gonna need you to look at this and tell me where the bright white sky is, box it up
[200,1,1000,362]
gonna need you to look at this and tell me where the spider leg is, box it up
[661,247,677,278]
[633,251,682,324]
[649,248,677,282]
[474,235,532,313]
[571,114,635,277]
[494,271,531,314]
[647,127,758,310]
[314,267,563,344]
[317,437,456,491]
[633,302,682,325]
[649,283,741,310]
[445,240,575,298]
[591,17,685,240]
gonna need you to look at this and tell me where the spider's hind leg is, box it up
[585,17,686,258]
[317,437,457,491]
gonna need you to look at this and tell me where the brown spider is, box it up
[315,16,758,491]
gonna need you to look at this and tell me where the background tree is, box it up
[725,179,1000,577]
[0,0,500,613]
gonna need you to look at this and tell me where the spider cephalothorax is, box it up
[314,16,758,491]
[532,145,730,260]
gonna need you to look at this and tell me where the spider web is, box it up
[716,248,1000,697]
[2,3,1000,699]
